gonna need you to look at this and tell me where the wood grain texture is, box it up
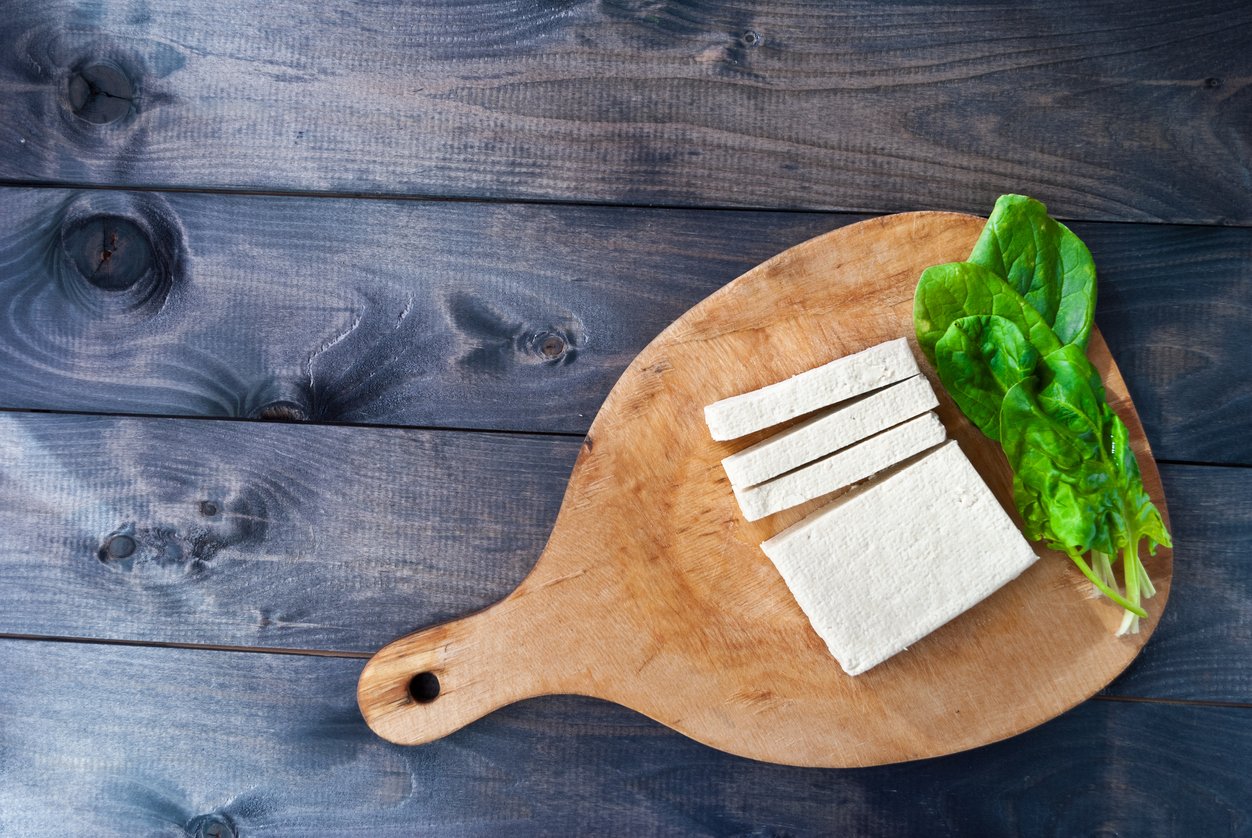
[0,188,853,433]
[1103,464,1252,703]
[2,639,1249,835]
[0,410,1243,703]
[2,188,1249,465]
[1078,223,1252,466]
[0,412,579,650]
[358,213,1171,767]
[1,2,1249,222]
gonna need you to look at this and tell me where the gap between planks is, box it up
[4,404,1250,472]
[0,631,370,659]
[0,405,587,441]
[1,178,1248,231]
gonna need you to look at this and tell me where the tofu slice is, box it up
[722,374,938,489]
[704,338,920,441]
[733,412,946,521]
[760,440,1038,676]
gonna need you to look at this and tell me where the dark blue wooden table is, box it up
[1,1,1249,834]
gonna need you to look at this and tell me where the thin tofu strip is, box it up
[704,338,920,441]
[722,374,938,489]
[733,412,946,521]
[761,441,1038,676]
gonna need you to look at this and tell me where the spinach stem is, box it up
[1092,550,1116,591]
[1065,548,1147,618]
[1118,545,1140,635]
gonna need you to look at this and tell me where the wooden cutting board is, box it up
[358,211,1172,767]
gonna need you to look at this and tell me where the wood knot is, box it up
[95,492,267,575]
[253,400,309,422]
[242,378,334,422]
[446,293,587,373]
[56,192,184,316]
[62,215,153,292]
[539,333,567,359]
[102,534,136,560]
[186,814,236,838]
[1204,77,1223,90]
[97,526,141,570]
[525,329,577,365]
[66,62,135,124]
[741,30,763,48]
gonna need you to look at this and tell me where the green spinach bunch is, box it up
[913,195,1170,634]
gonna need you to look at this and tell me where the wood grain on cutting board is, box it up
[359,212,1172,767]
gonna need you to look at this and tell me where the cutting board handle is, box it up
[357,575,616,745]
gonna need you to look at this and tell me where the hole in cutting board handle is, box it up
[408,671,441,704]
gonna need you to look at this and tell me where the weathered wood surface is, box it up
[1,2,1249,223]
[2,188,1249,465]
[1104,464,1252,703]
[1078,223,1252,465]
[0,410,1245,704]
[0,188,850,435]
[2,639,1248,835]
[358,212,1173,768]
[0,413,578,651]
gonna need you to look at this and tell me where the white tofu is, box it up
[722,374,938,489]
[704,338,920,441]
[733,412,946,521]
[760,441,1038,676]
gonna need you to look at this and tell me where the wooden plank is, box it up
[1079,224,1252,466]
[0,2,1249,223]
[0,411,1246,703]
[0,412,579,651]
[0,188,850,435]
[1,189,1249,465]
[1,639,1248,834]
[1104,464,1252,703]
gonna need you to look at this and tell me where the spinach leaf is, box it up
[999,375,1103,551]
[1106,398,1171,622]
[999,345,1170,628]
[999,373,1144,617]
[1108,415,1171,553]
[934,315,1039,440]
[1053,221,1098,350]
[969,194,1096,348]
[914,261,1061,364]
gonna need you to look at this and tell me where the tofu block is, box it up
[704,338,920,441]
[760,441,1038,676]
[722,374,938,489]
[733,412,946,521]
